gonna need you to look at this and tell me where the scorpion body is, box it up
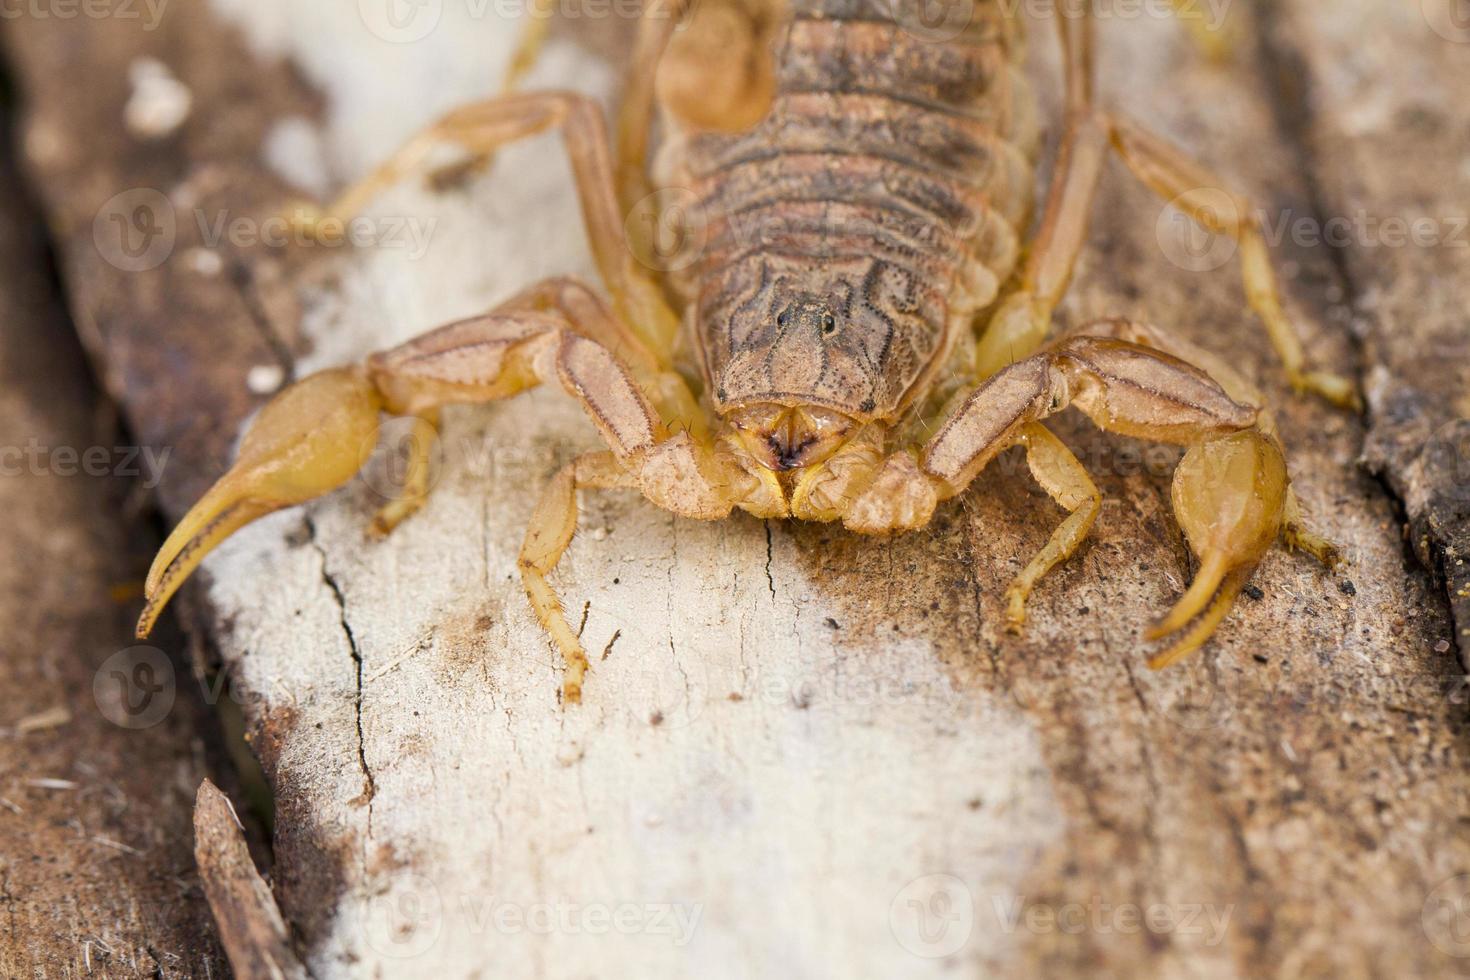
[673,0,1035,429]
[136,3,1354,702]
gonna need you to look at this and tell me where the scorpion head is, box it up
[707,257,936,427]
[717,292,868,474]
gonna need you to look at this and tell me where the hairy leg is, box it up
[1106,115,1357,408]
[289,92,679,358]
[1004,423,1102,631]
[973,6,1355,410]
[519,452,640,703]
[973,5,1107,379]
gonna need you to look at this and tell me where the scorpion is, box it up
[136,0,1354,703]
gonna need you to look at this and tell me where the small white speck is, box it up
[14,705,71,735]
[264,116,333,200]
[644,812,663,828]
[247,364,286,395]
[185,248,224,277]
[125,58,193,139]
[24,123,64,168]
[1279,739,1298,763]
[91,835,144,855]
[26,778,78,791]
[588,527,608,541]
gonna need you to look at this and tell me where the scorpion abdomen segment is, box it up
[672,0,1038,419]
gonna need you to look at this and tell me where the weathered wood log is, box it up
[4,1,1468,977]
[194,780,308,980]
[1272,0,1470,670]
[0,94,226,977]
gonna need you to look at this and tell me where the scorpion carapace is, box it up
[136,3,1353,703]
[676,0,1036,422]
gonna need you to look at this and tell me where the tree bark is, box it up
[0,84,226,978]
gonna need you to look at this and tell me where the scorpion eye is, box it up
[777,309,791,328]
[822,313,837,335]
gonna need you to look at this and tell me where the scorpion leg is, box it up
[1106,114,1359,409]
[617,0,689,212]
[136,285,673,692]
[1166,0,1233,63]
[973,4,1105,379]
[1002,423,1102,632]
[976,8,1355,411]
[856,335,1291,666]
[519,451,640,704]
[289,92,680,359]
[503,0,555,92]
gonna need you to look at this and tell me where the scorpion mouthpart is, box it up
[729,403,856,474]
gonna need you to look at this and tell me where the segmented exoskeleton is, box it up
[136,1,1352,702]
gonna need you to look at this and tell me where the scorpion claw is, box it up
[136,367,383,638]
[1145,430,1288,668]
[1146,569,1252,670]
